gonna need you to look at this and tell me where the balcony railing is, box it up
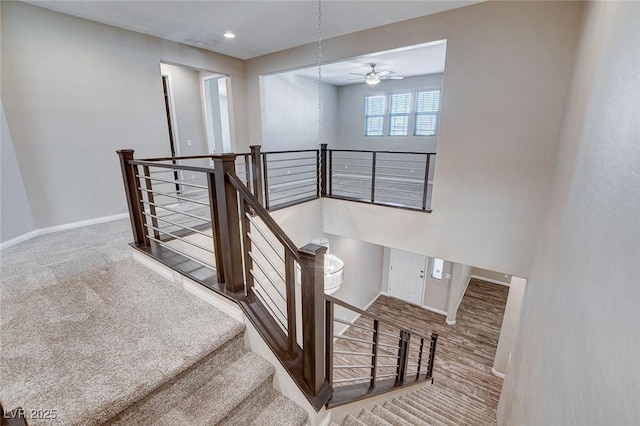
[117,148,438,412]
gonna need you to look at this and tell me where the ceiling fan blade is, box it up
[349,72,366,76]
[346,77,363,81]
[377,70,392,76]
[382,76,404,80]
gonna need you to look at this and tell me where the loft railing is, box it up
[117,148,437,412]
[248,144,436,213]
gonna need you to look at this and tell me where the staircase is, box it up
[108,330,308,425]
[334,384,497,426]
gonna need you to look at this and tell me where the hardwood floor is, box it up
[332,279,509,411]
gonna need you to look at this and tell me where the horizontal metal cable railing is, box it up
[326,294,438,402]
[261,149,320,210]
[129,158,217,271]
[328,149,436,212]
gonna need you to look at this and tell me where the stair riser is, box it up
[107,333,245,425]
[404,393,475,426]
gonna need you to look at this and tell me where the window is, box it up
[414,89,441,136]
[364,95,385,136]
[388,92,411,136]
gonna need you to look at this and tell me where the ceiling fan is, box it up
[349,63,404,86]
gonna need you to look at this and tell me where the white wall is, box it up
[446,263,472,324]
[336,74,443,152]
[247,1,583,279]
[261,73,338,151]
[0,2,247,231]
[160,63,208,157]
[423,257,452,314]
[0,103,35,242]
[493,276,526,376]
[498,2,640,424]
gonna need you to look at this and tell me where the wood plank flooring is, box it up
[332,279,509,411]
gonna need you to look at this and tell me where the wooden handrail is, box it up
[328,149,437,155]
[128,159,214,173]
[262,148,319,155]
[226,171,300,261]
[135,154,216,162]
[325,294,432,342]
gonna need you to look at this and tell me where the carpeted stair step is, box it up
[382,401,431,426]
[397,395,449,426]
[371,404,413,425]
[417,385,494,416]
[415,386,496,422]
[108,327,247,425]
[357,408,393,425]
[342,414,367,426]
[411,388,486,425]
[248,392,308,425]
[386,398,437,426]
[162,351,276,424]
[404,392,469,425]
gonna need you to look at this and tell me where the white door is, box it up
[388,249,427,305]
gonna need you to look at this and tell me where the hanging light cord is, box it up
[317,0,324,238]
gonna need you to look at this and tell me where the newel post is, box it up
[249,145,264,205]
[212,154,244,293]
[117,149,146,246]
[299,243,327,395]
[320,143,328,197]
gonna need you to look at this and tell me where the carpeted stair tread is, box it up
[404,392,470,425]
[416,385,495,415]
[249,392,308,425]
[371,404,413,425]
[166,351,275,424]
[108,333,246,425]
[382,401,431,426]
[398,395,449,426]
[357,409,393,426]
[342,414,367,426]
[388,398,437,426]
[410,389,488,425]
[415,386,496,421]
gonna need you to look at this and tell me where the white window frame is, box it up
[413,88,441,137]
[364,94,386,137]
[388,91,412,136]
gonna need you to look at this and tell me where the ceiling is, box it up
[24,0,482,60]
[289,40,447,86]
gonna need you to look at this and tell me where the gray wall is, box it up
[1,103,35,241]
[248,1,583,278]
[261,73,337,151]
[498,2,640,424]
[1,2,246,233]
[335,74,443,152]
[160,63,208,158]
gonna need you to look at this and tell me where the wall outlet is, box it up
[445,273,452,279]
[187,139,192,147]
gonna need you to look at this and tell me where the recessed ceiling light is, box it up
[223,32,236,39]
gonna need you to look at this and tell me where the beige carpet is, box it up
[0,219,245,425]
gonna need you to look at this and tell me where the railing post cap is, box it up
[212,153,237,161]
[116,149,135,155]
[431,333,439,339]
[249,145,262,149]
[299,243,327,257]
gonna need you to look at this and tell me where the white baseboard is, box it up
[446,319,456,325]
[470,274,510,287]
[421,305,447,316]
[132,250,175,282]
[491,367,506,378]
[0,212,129,250]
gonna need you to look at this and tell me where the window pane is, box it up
[416,90,440,113]
[390,93,411,114]
[366,117,384,136]
[365,95,385,115]
[414,114,437,136]
[389,116,409,136]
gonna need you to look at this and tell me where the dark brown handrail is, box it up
[135,154,217,162]
[226,171,300,260]
[325,294,432,342]
[329,149,437,155]
[129,159,215,174]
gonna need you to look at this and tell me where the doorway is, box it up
[388,248,426,305]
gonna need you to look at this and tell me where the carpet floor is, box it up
[0,219,246,425]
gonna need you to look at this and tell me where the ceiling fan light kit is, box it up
[366,74,381,85]
[351,63,403,86]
